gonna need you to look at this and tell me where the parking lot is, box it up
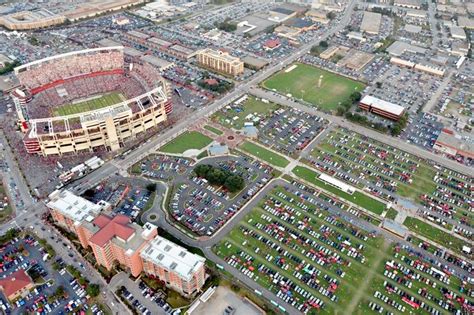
[82,177,155,222]
[135,154,273,236]
[308,128,472,220]
[213,95,326,157]
[213,181,384,314]
[357,244,473,315]
[401,113,443,150]
[134,154,193,181]
[0,233,103,314]
[214,177,474,314]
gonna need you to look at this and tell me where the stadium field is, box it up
[262,62,366,111]
[53,92,123,116]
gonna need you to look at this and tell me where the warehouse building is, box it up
[360,11,382,34]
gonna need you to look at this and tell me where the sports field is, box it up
[53,92,123,116]
[262,63,366,110]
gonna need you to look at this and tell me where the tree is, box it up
[319,40,328,48]
[376,82,382,88]
[326,12,336,20]
[146,183,157,192]
[194,164,212,178]
[206,168,227,186]
[335,106,346,116]
[224,175,245,192]
[55,286,65,297]
[52,262,61,271]
[86,283,100,297]
[350,92,362,103]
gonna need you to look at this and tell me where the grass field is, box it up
[403,217,471,256]
[203,125,223,135]
[239,141,290,168]
[262,63,366,111]
[384,208,398,220]
[292,166,386,215]
[159,131,212,154]
[53,92,123,116]
[212,95,279,129]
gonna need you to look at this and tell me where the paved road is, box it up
[0,130,34,210]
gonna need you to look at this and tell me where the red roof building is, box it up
[83,214,157,277]
[0,270,33,301]
[263,39,281,50]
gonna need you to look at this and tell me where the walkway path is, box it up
[345,240,390,314]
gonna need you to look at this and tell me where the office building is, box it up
[196,49,244,76]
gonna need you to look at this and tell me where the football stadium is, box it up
[11,47,172,156]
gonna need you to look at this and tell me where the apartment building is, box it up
[196,48,244,76]
[141,236,206,297]
[48,190,206,293]
[82,215,157,277]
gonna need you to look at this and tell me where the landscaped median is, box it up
[403,217,471,257]
[239,141,290,168]
[159,131,212,154]
[292,166,386,215]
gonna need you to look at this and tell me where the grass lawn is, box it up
[262,62,366,111]
[204,125,223,135]
[292,166,386,215]
[160,131,212,154]
[239,141,290,168]
[385,208,398,220]
[53,92,123,116]
[212,95,280,129]
[403,217,470,256]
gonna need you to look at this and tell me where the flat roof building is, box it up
[450,26,467,40]
[433,130,474,160]
[242,56,269,70]
[319,173,355,194]
[387,40,427,56]
[140,55,175,71]
[196,49,244,76]
[359,95,406,121]
[458,17,474,30]
[405,24,422,33]
[360,11,382,34]
[0,9,65,30]
[338,50,374,71]
[141,236,206,296]
[414,64,445,77]
[390,57,416,68]
[394,0,422,9]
